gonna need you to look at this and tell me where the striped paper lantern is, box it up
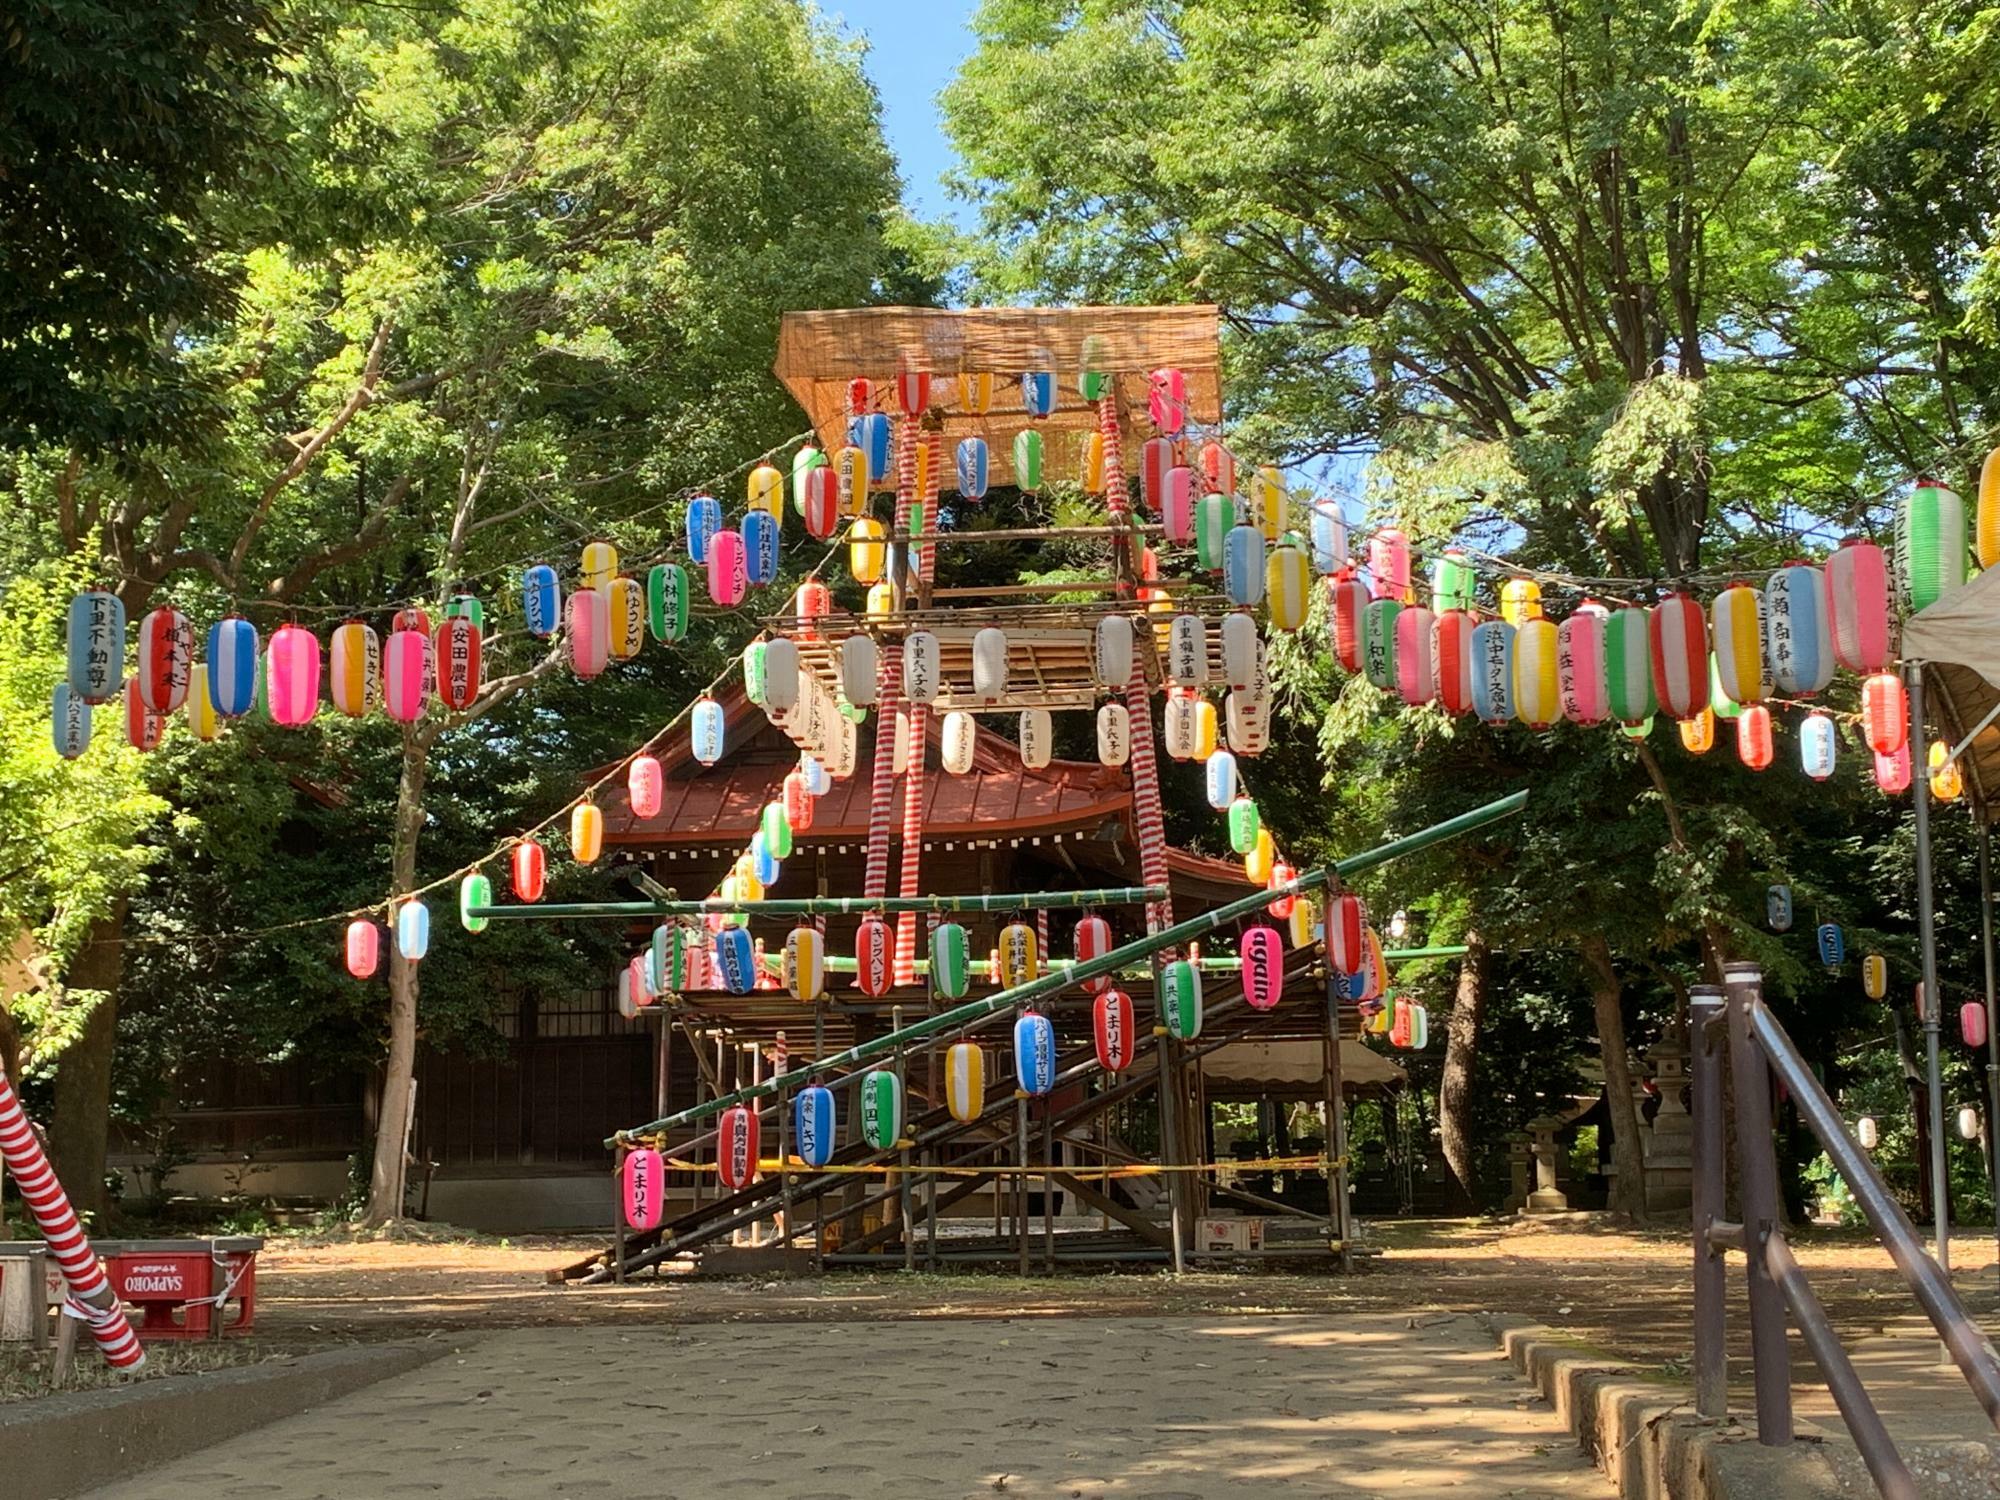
[1710,584,1765,705]
[1826,539,1893,674]
[206,617,259,719]
[1012,429,1044,492]
[135,606,192,713]
[1200,441,1236,497]
[1362,598,1400,690]
[383,627,429,722]
[1557,610,1608,726]
[1267,544,1311,631]
[783,926,824,1001]
[1470,619,1515,725]
[930,922,970,1000]
[1224,524,1267,606]
[1139,437,1173,511]
[569,588,609,678]
[792,1087,835,1169]
[582,540,619,591]
[748,462,785,521]
[329,621,378,717]
[645,564,688,644]
[1161,959,1203,1040]
[803,466,841,539]
[1981,446,2000,568]
[1311,501,1349,576]
[998,920,1039,988]
[1162,466,1195,541]
[1094,989,1135,1072]
[1764,563,1833,696]
[707,529,746,607]
[713,925,754,994]
[1395,605,1436,705]
[1604,606,1656,725]
[266,623,322,727]
[1898,478,1967,613]
[896,370,932,415]
[718,1105,760,1190]
[945,1042,985,1121]
[1195,493,1232,570]
[1248,466,1285,540]
[1014,1012,1057,1095]
[1149,366,1187,432]
[860,1069,904,1150]
[1368,528,1410,602]
[1020,369,1055,417]
[1512,618,1560,728]
[1431,549,1475,613]
[1649,593,1708,720]
[1328,893,1367,975]
[854,412,892,482]
[1434,609,1476,715]
[1074,915,1113,993]
[124,676,162,751]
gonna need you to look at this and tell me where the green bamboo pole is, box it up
[605,789,1526,1147]
[758,947,1469,977]
[464,883,1166,923]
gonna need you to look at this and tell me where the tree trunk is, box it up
[363,736,430,1226]
[1438,929,1489,1212]
[1579,932,1648,1223]
[48,898,128,1223]
[1892,1003,1937,1222]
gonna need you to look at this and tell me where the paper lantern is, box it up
[1220,612,1258,690]
[834,445,871,514]
[1148,366,1187,432]
[1394,605,1437,705]
[854,412,892,483]
[713,925,755,994]
[888,709,912,775]
[1014,1012,1057,1095]
[574,540,615,593]
[1899,478,1967,613]
[1735,705,1773,770]
[1816,922,1846,969]
[848,377,874,417]
[863,580,896,624]
[717,1105,760,1190]
[933,710,974,774]
[1931,740,1965,801]
[1162,690,1198,760]
[641,564,687,644]
[1161,466,1195,541]
[436,614,482,710]
[1076,429,1107,493]
[569,802,604,864]
[322,620,376,718]
[792,445,827,515]
[65,590,125,704]
[742,641,770,708]
[1512,618,1560,728]
[744,463,785,524]
[840,519,887,589]
[1362,598,1401,691]
[691,695,725,765]
[1081,615,1131,694]
[783,1085,834,1170]
[1161,959,1203,1040]
[802,465,841,540]
[1137,437,1172,512]
[568,588,609,678]
[1470,619,1515,725]
[627,951,654,1010]
[1228,794,1261,855]
[1768,885,1793,932]
[1194,493,1232,570]
[707,529,747,607]
[204,617,258,719]
[854,917,893,997]
[1267,860,1297,919]
[1096,702,1129,766]
[1093,989,1135,1072]
[1328,893,1367,975]
[845,1068,900,1153]
[970,627,1009,702]
[1980,447,2000,568]
[1857,1116,1879,1151]
[1307,501,1349,577]
[135,606,192,714]
[1017,707,1052,769]
[1368,528,1410,602]
[1826,538,1893,674]
[1875,743,1912,794]
[1247,466,1284,540]
[1226,683,1268,757]
[800,754,831,796]
[1494,578,1539,627]
[1434,609,1476,715]
[1288,897,1315,949]
[998,921,1040,988]
[344,919,379,980]
[1649,593,1708,720]
[750,834,780,890]
[1961,1104,1985,1141]
[763,636,800,713]
[1713,653,1747,718]
[1161,614,1207,688]
[516,565,561,640]
[1862,673,1907,755]
[676,499,717,567]
[1012,428,1044,492]
[1240,926,1284,1011]
[47,682,88,760]
[1430,549,1475,613]
[123,676,161,751]
[742,510,780,588]
[1604,607,1657,724]
[1245,826,1276,884]
[1358,928,1388,1003]
[1707,584,1764,706]
[619,755,664,822]
[512,839,545,902]
[1965,1003,1990,1051]
[781,772,814,838]
[1680,706,1716,755]
[619,1147,666,1232]
[1203,748,1240,811]
[761,799,793,860]
[1556,611,1608,726]
[1224,525,1267,607]
[396,899,430,962]
[452,871,491,935]
[257,623,318,728]
[945,1042,985,1122]
[1267,545,1311,631]
[1863,953,1888,1000]
[1199,441,1237,497]
[184,671,219,741]
[1758,564,1832,696]
[1019,367,1056,417]
[914,921,967,1003]
[1072,915,1113,993]
[1800,713,1837,780]
[830,633,876,709]
[382,627,429,722]
[781,926,825,1002]
[788,581,830,645]
[903,630,940,703]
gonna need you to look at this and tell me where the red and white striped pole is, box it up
[893,423,941,983]
[0,1068,144,1368]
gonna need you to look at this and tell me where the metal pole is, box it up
[1723,961,1793,1444]
[1764,1232,1919,1500]
[775,1032,792,1265]
[1153,953,1187,1274]
[1750,1000,2000,1429]
[1044,1106,1056,1274]
[611,1144,626,1283]
[1016,1092,1030,1276]
[1689,984,1728,1421]
[1909,660,1952,1271]
[1321,962,1352,1271]
[1981,817,2000,1290]
[893,1006,913,1273]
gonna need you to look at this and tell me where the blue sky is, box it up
[827,1,981,225]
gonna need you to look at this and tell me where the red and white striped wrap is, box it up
[893,421,942,982]
[0,1068,144,1368]
[1098,393,1174,935]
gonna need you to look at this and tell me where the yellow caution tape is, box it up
[651,1154,1344,1180]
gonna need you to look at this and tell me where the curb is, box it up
[0,1340,451,1500]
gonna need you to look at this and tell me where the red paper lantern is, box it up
[436,615,482,711]
[1875,743,1912,794]
[1328,571,1367,673]
[1736,704,1774,771]
[1649,592,1708,720]
[1862,672,1908,756]
[1073,915,1113,993]
[344,919,379,979]
[783,770,813,833]
[1240,925,1284,1011]
[1963,1001,1990,1050]
[856,917,893,996]
[718,1105,761,1190]
[1327,893,1367,975]
[847,377,873,416]
[1093,988,1135,1073]
[1433,609,1476,715]
[512,839,546,902]
[794,579,831,642]
[1267,860,1296,919]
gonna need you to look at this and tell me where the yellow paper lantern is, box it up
[848,516,886,584]
[1245,827,1276,884]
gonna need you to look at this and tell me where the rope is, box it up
[655,1153,1344,1179]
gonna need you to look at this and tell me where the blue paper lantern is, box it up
[206,617,260,719]
[51,683,91,759]
[1768,885,1793,933]
[396,899,431,962]
[686,494,722,564]
[751,831,781,888]
[522,565,561,637]
[1019,370,1055,417]
[691,696,725,765]
[1309,504,1347,576]
[66,590,125,704]
[956,437,989,499]
[1818,922,1846,968]
[713,925,754,994]
[860,412,893,480]
[1223,524,1267,607]
[800,756,830,796]
[1800,712,1838,782]
[793,1085,836,1168]
[1013,1011,1057,1096]
[1469,619,1516,725]
[1205,749,1239,810]
[743,509,780,587]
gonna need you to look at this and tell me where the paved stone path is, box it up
[83,1313,1616,1499]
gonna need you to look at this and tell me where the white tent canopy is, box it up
[1904,564,2000,818]
[1200,1039,1406,1095]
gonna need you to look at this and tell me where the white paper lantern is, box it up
[891,709,912,775]
[1166,614,1207,686]
[1163,692,1198,760]
[904,630,940,703]
[1019,707,1052,768]
[1221,611,1260,691]
[1093,614,1133,689]
[827,713,859,779]
[972,627,1009,702]
[841,633,879,706]
[942,710,977,774]
[1857,1115,1879,1151]
[1096,702,1130,766]
[763,637,800,713]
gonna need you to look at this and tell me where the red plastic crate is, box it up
[103,1243,257,1340]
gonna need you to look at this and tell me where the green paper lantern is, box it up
[648,563,689,643]
[1228,794,1261,855]
[1362,598,1401,690]
[1161,959,1203,1041]
[1898,479,1967,614]
[861,1069,904,1150]
[1194,493,1233,571]
[761,801,793,859]
[458,872,491,933]
[930,922,970,1000]
[1012,429,1044,492]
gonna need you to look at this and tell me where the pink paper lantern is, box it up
[266,624,322,727]
[708,529,746,607]
[382,628,429,722]
[622,1147,666,1230]
[1240,925,1284,1011]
